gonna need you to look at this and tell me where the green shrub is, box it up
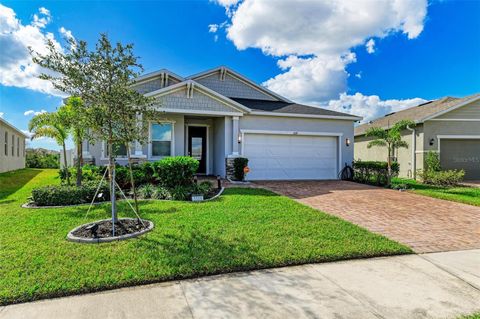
[31,181,110,206]
[170,185,191,201]
[353,161,399,186]
[233,157,249,181]
[137,184,155,199]
[26,149,59,168]
[425,151,441,172]
[419,169,465,186]
[153,186,172,200]
[153,156,199,189]
[192,181,214,196]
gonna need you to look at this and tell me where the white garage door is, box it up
[243,133,339,180]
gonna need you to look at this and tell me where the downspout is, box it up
[406,125,416,179]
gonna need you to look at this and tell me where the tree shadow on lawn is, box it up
[0,169,42,201]
[134,230,263,278]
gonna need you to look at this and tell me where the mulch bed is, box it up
[71,218,149,239]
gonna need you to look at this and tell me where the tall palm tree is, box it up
[365,119,415,185]
[29,112,71,185]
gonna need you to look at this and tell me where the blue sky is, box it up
[0,0,479,150]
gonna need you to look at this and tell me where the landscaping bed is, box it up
[0,169,411,305]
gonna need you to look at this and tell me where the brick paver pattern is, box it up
[254,180,480,253]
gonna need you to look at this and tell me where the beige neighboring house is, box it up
[355,94,480,180]
[0,117,28,173]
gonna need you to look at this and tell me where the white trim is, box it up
[240,129,344,180]
[428,118,480,122]
[157,108,243,117]
[437,135,480,154]
[145,80,251,113]
[185,124,210,175]
[148,121,175,160]
[187,66,291,102]
[133,69,184,84]
[250,111,362,121]
[421,95,480,122]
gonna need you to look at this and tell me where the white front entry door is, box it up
[243,133,339,180]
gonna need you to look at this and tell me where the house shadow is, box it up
[0,169,42,201]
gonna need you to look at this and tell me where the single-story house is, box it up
[0,117,27,173]
[355,94,480,180]
[81,66,361,180]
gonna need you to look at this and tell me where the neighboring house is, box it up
[355,94,480,180]
[0,117,27,173]
[81,66,361,180]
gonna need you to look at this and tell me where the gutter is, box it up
[406,125,416,179]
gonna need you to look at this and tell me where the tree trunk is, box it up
[62,142,70,186]
[76,141,83,186]
[126,146,140,218]
[108,139,118,235]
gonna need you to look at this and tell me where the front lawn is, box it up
[392,177,480,207]
[0,169,411,305]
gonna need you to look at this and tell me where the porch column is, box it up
[134,113,145,157]
[232,116,239,156]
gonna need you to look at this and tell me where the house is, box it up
[355,94,480,180]
[0,117,28,173]
[82,66,361,180]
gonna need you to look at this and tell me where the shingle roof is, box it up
[354,94,480,136]
[231,98,359,118]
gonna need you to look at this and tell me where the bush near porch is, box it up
[0,169,411,305]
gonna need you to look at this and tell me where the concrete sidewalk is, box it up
[1,250,479,319]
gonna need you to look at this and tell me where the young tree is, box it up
[59,97,90,186]
[31,34,157,230]
[29,111,71,185]
[365,119,416,185]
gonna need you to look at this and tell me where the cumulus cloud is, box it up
[24,109,47,116]
[0,112,4,118]
[0,4,67,96]
[213,0,428,116]
[326,93,427,123]
[21,129,34,139]
[59,26,74,40]
[365,39,376,54]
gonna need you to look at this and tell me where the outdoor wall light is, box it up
[429,138,435,146]
[238,133,242,144]
[346,138,351,147]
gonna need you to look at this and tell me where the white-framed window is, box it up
[4,131,7,156]
[150,122,173,158]
[11,135,14,156]
[17,136,19,157]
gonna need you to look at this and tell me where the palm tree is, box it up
[365,119,415,185]
[29,111,71,185]
[59,97,89,186]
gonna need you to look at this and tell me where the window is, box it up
[105,142,128,157]
[23,139,26,157]
[17,137,19,157]
[151,123,172,157]
[4,132,7,156]
[11,135,14,156]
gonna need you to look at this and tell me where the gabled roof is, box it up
[134,68,185,85]
[355,93,480,136]
[0,117,29,138]
[231,98,362,120]
[186,66,291,103]
[144,80,252,114]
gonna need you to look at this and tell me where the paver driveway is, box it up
[255,181,480,253]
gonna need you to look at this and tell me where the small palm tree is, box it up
[29,112,71,185]
[365,119,415,185]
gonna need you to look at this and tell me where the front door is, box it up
[188,126,207,174]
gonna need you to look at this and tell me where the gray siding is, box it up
[156,88,241,113]
[423,121,480,152]
[195,73,277,101]
[133,77,181,94]
[435,99,480,119]
[239,115,355,170]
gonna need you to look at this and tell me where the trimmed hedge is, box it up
[353,161,399,186]
[419,151,465,186]
[153,156,199,189]
[31,181,110,206]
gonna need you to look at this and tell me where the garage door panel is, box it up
[440,139,480,180]
[243,133,338,180]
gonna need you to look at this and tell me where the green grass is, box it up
[0,169,411,305]
[458,312,480,319]
[392,177,480,207]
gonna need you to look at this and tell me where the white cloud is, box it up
[355,72,362,79]
[326,93,427,123]
[0,5,67,96]
[214,0,427,108]
[59,26,74,40]
[24,109,47,116]
[0,112,4,118]
[366,39,376,54]
[21,129,34,139]
[208,24,219,33]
